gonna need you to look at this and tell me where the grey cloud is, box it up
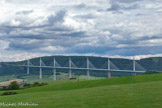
[108,46,162,56]
[0,10,69,37]
[98,2,139,13]
[107,3,139,12]
[16,10,33,15]
[73,3,98,11]
[113,35,162,46]
[108,28,162,46]
[47,10,67,26]
[70,45,116,55]
[5,0,46,4]
[110,0,142,4]
[58,31,86,37]
[6,31,86,40]
[6,32,87,52]
[1,9,89,52]
[7,40,45,51]
[1,0,162,60]
[74,14,96,19]
[74,3,86,9]
[70,44,162,56]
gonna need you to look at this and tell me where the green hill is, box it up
[1,74,162,107]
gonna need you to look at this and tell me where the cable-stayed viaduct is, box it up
[16,55,146,80]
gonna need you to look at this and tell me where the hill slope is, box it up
[1,74,162,108]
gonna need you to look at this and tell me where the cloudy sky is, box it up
[0,0,162,61]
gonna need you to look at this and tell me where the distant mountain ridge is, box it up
[0,56,162,76]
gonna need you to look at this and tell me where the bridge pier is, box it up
[39,67,42,79]
[39,58,42,79]
[69,57,72,79]
[133,57,136,76]
[69,69,72,79]
[53,57,56,80]
[86,57,90,80]
[108,71,111,78]
[107,58,111,78]
[27,60,30,74]
[87,70,90,80]
[133,72,136,76]
[27,67,29,75]
[53,68,56,80]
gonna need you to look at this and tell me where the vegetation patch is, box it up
[144,70,162,74]
[1,91,17,96]
[8,81,20,90]
[23,82,48,88]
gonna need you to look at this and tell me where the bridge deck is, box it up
[17,65,145,73]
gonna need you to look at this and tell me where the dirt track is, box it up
[0,79,25,86]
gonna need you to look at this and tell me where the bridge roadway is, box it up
[18,65,145,73]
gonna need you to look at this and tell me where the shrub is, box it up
[38,82,48,86]
[2,86,7,90]
[8,81,20,90]
[33,82,39,87]
[22,82,48,88]
[33,82,48,87]
[69,77,77,80]
[1,92,17,96]
[23,83,31,88]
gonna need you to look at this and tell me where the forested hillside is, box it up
[0,56,162,76]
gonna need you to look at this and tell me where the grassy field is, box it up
[1,73,162,107]
[0,74,104,84]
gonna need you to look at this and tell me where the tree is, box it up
[8,81,20,90]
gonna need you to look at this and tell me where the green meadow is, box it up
[1,73,162,108]
[0,74,104,84]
